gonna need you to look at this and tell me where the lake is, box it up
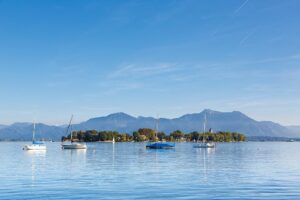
[0,142,300,199]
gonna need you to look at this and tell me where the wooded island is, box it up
[62,128,246,142]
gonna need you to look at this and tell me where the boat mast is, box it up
[203,113,206,133]
[155,116,159,141]
[202,113,206,142]
[32,121,35,141]
[66,115,74,142]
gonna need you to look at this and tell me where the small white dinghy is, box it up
[23,122,46,151]
[62,115,87,150]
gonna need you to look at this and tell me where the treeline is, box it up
[62,128,246,142]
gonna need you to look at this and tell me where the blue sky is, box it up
[0,0,299,125]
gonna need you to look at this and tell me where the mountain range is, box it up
[0,124,7,130]
[286,126,300,136]
[0,109,298,141]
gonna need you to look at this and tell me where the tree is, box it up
[237,133,246,141]
[62,128,246,143]
[133,131,140,141]
[137,128,156,141]
[83,131,92,142]
[170,130,184,141]
[157,132,166,141]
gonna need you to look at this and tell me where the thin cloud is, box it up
[46,80,72,88]
[108,63,181,79]
[234,0,249,14]
[290,54,300,59]
[106,59,300,85]
[239,29,256,45]
[98,81,143,95]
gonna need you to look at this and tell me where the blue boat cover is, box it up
[32,141,44,145]
[146,142,175,149]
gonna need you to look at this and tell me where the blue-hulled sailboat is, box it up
[146,142,175,149]
[146,118,175,149]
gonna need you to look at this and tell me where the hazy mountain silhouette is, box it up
[287,126,300,135]
[0,124,7,130]
[0,109,297,140]
[0,123,65,141]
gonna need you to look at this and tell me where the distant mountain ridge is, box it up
[0,109,298,140]
[0,123,65,141]
[287,126,300,135]
[0,124,7,130]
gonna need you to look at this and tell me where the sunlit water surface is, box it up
[0,142,300,199]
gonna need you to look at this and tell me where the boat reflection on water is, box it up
[195,146,216,154]
[24,149,46,187]
[24,149,46,157]
[194,146,216,182]
[68,148,87,156]
[64,149,87,163]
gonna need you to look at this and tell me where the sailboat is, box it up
[193,113,215,148]
[146,118,175,149]
[23,122,46,150]
[62,115,87,149]
[112,137,115,144]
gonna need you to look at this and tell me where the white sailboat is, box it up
[193,113,215,148]
[23,122,46,151]
[62,115,87,150]
[112,137,115,144]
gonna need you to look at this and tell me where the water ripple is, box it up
[0,142,300,199]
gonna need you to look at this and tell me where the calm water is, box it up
[0,142,300,199]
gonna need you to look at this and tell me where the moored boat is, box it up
[193,113,215,149]
[146,117,175,149]
[23,122,47,151]
[146,142,175,149]
[62,115,87,150]
[62,142,87,149]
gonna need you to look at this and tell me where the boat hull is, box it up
[62,143,87,149]
[193,143,215,148]
[146,142,175,149]
[23,144,46,150]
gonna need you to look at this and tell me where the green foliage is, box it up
[64,129,246,143]
[157,132,166,141]
[137,128,157,141]
[170,130,184,141]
